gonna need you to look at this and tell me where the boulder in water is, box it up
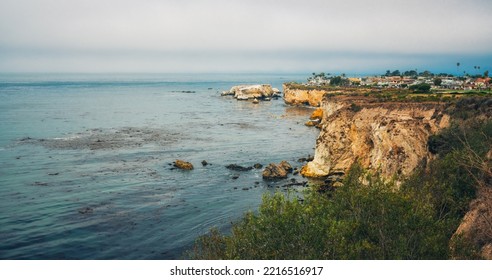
[174,160,194,170]
[262,163,289,180]
[279,161,293,173]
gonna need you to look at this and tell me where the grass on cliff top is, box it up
[284,82,492,103]
[189,118,492,260]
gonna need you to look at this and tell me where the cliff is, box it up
[283,83,371,107]
[301,95,451,179]
[283,84,327,106]
[292,89,492,259]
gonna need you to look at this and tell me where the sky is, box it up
[0,0,491,74]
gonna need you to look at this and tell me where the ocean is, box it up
[0,73,319,259]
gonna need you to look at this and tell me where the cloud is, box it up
[0,0,491,72]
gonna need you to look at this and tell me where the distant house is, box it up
[473,78,489,89]
[307,76,330,86]
[441,79,462,90]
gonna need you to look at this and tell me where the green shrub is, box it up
[190,117,492,260]
[191,163,456,259]
[349,103,362,112]
[410,83,431,93]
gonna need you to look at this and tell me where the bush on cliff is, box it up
[409,83,431,93]
[191,118,491,260]
[190,164,454,259]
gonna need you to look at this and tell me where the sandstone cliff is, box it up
[301,95,451,179]
[293,91,492,259]
[452,148,492,259]
[283,84,327,106]
[283,83,371,107]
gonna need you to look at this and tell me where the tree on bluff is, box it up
[434,78,442,86]
[410,83,431,93]
[330,76,348,86]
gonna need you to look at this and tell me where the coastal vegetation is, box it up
[409,83,431,93]
[283,81,492,105]
[190,102,492,260]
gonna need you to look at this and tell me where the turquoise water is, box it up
[0,73,318,259]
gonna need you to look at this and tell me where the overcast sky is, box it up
[0,0,491,73]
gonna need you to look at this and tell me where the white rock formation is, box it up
[222,84,274,100]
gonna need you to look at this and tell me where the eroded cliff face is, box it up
[301,96,451,179]
[283,83,371,107]
[452,148,492,259]
[453,186,492,259]
[283,85,327,106]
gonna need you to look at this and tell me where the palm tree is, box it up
[457,62,461,76]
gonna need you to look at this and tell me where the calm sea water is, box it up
[0,73,318,259]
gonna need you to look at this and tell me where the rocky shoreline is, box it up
[171,158,310,190]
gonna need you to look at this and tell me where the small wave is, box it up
[52,135,82,141]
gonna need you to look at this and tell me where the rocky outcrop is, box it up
[310,108,324,121]
[222,84,275,100]
[301,95,451,179]
[262,161,293,180]
[283,84,327,106]
[279,161,293,173]
[304,120,320,127]
[174,160,194,170]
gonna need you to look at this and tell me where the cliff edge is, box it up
[301,95,451,179]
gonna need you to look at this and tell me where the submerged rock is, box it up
[253,163,263,169]
[174,160,194,170]
[78,207,94,214]
[201,160,209,166]
[20,127,181,150]
[226,164,253,171]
